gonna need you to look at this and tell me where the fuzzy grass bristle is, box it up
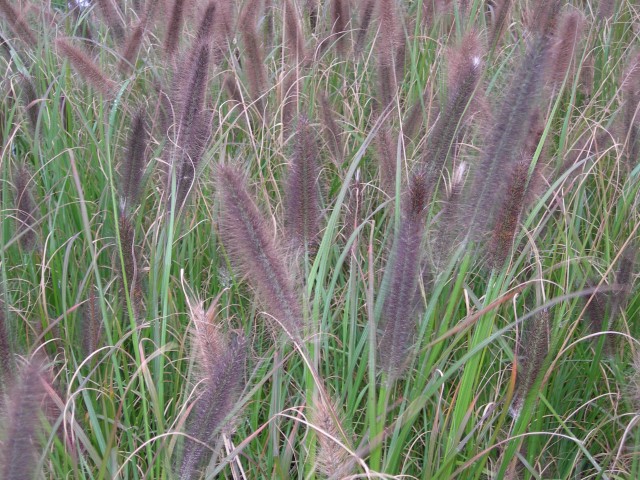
[488,0,512,49]
[170,40,212,208]
[95,0,125,43]
[80,286,103,360]
[549,9,584,87]
[55,38,116,96]
[468,26,552,239]
[331,0,349,56]
[0,357,51,480]
[375,122,398,198]
[423,31,483,178]
[18,73,39,131]
[283,0,305,63]
[312,395,353,479]
[178,299,247,479]
[378,172,431,379]
[319,93,343,164]
[240,12,268,109]
[164,0,185,56]
[486,158,532,269]
[12,164,38,252]
[118,18,147,74]
[285,115,323,249]
[584,279,608,334]
[0,297,12,382]
[511,308,550,418]
[0,0,37,47]
[217,165,303,341]
[355,0,376,54]
[120,108,149,212]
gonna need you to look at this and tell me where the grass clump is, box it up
[0,1,640,478]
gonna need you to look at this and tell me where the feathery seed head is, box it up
[378,173,431,379]
[286,115,323,249]
[55,38,116,96]
[217,165,303,341]
[179,298,247,478]
[511,308,550,418]
[120,108,149,212]
[13,165,38,252]
[312,395,352,478]
[0,357,51,480]
[0,0,37,47]
[80,286,103,360]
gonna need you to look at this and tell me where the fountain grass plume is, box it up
[468,10,557,239]
[622,52,640,171]
[306,0,319,32]
[13,164,38,252]
[0,0,37,47]
[195,2,217,45]
[378,172,431,379]
[95,0,125,43]
[319,93,343,164]
[178,300,247,479]
[284,0,305,63]
[355,0,376,55]
[18,73,39,132]
[240,7,268,109]
[217,165,303,341]
[486,157,531,269]
[121,0,162,69]
[120,108,149,212]
[210,0,235,64]
[549,9,584,87]
[0,296,12,383]
[80,286,103,360]
[331,0,349,56]
[118,213,143,322]
[0,357,51,480]
[164,0,186,56]
[511,308,550,418]
[423,30,482,178]
[55,38,116,96]
[313,395,353,479]
[171,40,212,208]
[584,279,608,334]
[403,84,434,142]
[375,122,398,198]
[280,68,298,137]
[375,0,401,109]
[223,72,243,106]
[286,115,322,249]
[119,15,148,74]
[597,0,616,20]
[343,169,363,255]
[434,161,467,265]
[488,0,512,50]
